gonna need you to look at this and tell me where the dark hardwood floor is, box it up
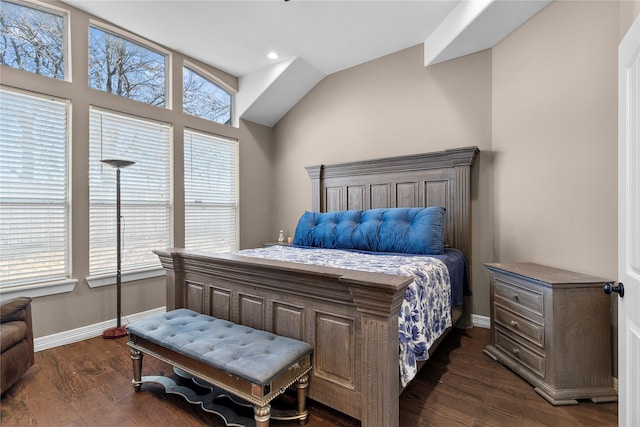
[0,327,617,427]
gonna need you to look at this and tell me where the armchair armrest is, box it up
[0,296,35,394]
[1,297,33,323]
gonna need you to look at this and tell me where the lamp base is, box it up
[103,325,128,339]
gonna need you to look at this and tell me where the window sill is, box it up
[0,279,78,300]
[86,268,165,288]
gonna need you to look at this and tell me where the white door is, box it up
[618,14,640,427]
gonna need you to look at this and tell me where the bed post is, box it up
[448,147,478,329]
[154,249,185,310]
[305,165,323,212]
[347,278,409,427]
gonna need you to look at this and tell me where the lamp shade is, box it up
[101,159,135,169]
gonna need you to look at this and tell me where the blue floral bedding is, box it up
[234,245,456,386]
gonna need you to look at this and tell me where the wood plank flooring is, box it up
[0,327,617,426]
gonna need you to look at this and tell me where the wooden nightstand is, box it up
[483,262,617,405]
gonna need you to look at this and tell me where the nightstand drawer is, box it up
[494,304,544,348]
[495,328,545,377]
[495,278,543,316]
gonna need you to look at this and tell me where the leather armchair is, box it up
[1,297,34,396]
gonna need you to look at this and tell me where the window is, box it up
[88,108,171,283]
[183,65,232,125]
[0,88,70,286]
[184,129,238,253]
[0,0,67,80]
[89,25,167,107]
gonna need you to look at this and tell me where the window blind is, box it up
[184,129,238,253]
[0,88,70,286]
[89,108,171,277]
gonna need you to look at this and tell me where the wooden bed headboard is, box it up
[305,146,479,262]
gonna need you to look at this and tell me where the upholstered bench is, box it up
[126,308,313,427]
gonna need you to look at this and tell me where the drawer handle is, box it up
[512,348,520,356]
[512,294,519,301]
[509,320,519,328]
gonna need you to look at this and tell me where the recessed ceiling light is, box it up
[267,51,279,60]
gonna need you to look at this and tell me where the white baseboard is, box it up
[34,306,167,352]
[472,314,490,329]
[35,308,489,352]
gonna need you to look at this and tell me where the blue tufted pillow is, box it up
[293,207,446,255]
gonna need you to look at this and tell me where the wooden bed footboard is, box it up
[155,248,411,427]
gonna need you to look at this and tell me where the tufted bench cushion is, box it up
[126,308,313,386]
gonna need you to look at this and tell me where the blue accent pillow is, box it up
[293,207,446,255]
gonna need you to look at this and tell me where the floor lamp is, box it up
[101,159,135,339]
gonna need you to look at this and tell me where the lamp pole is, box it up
[101,159,135,338]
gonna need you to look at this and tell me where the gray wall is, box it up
[272,1,633,319]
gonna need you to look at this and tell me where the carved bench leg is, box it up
[130,347,143,391]
[296,374,310,425]
[254,404,271,427]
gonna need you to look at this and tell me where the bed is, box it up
[154,146,479,427]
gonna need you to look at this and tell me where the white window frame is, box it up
[86,107,172,288]
[0,86,77,299]
[0,0,70,81]
[183,60,236,126]
[184,128,239,253]
[88,20,172,109]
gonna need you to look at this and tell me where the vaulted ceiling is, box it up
[64,0,550,127]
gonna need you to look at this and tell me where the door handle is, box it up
[603,282,624,298]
